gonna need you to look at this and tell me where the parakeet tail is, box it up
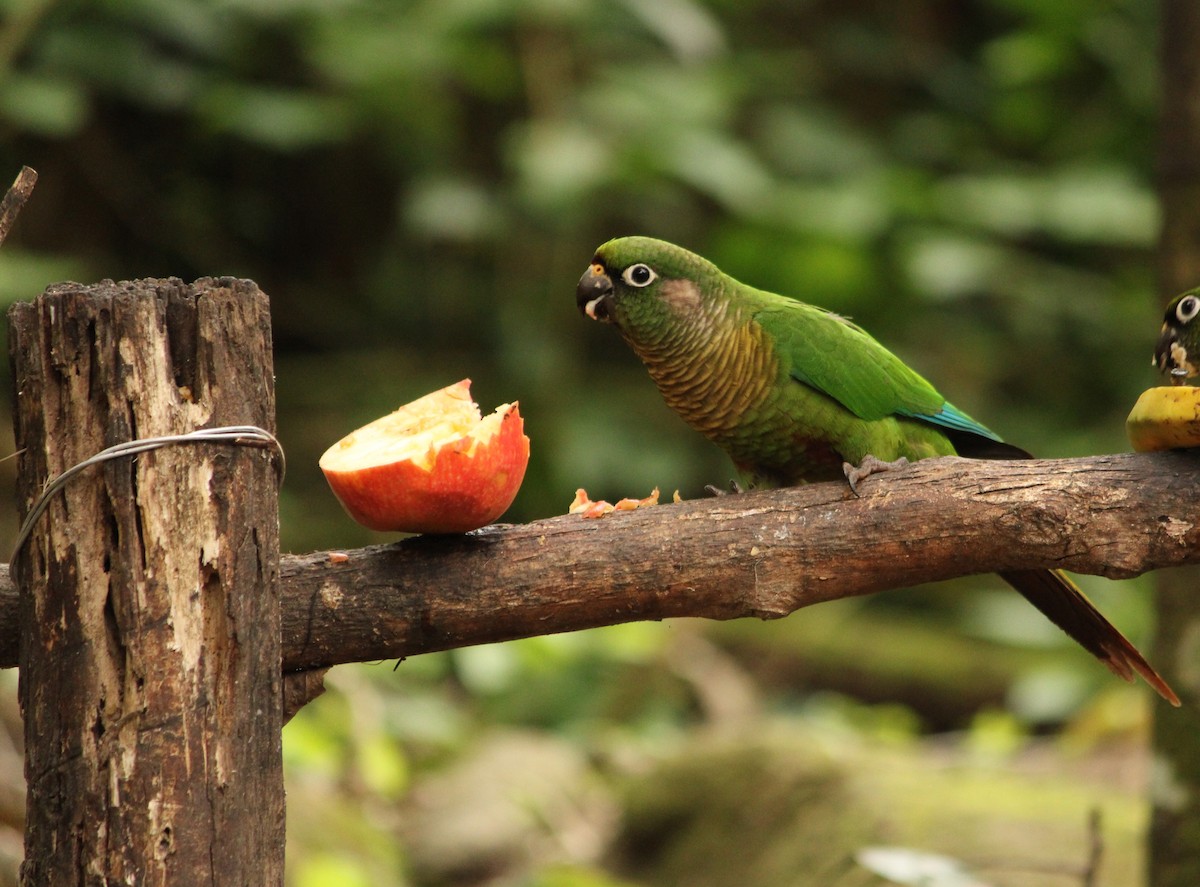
[997,569,1180,706]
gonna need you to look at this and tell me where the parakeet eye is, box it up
[622,264,657,288]
[1177,295,1200,324]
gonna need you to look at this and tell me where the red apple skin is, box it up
[322,404,529,534]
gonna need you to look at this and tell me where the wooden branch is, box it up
[0,167,36,249]
[2,450,1198,673]
[276,451,1200,670]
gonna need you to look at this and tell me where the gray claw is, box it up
[843,455,909,496]
[704,479,745,497]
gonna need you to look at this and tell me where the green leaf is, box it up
[197,83,353,149]
[0,74,88,135]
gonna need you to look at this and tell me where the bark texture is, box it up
[8,279,284,886]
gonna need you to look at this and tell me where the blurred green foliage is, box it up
[0,0,1168,884]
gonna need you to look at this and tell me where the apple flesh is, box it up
[320,379,529,533]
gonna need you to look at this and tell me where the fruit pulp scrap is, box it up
[568,486,665,518]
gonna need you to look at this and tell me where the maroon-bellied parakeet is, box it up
[1154,286,1200,382]
[577,235,1177,705]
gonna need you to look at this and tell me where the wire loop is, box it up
[10,425,285,564]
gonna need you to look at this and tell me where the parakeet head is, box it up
[1154,287,1200,384]
[576,237,723,339]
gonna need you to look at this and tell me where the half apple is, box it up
[320,379,529,533]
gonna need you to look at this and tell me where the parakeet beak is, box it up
[1154,324,1194,384]
[576,263,614,322]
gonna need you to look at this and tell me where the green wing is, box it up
[751,296,1005,443]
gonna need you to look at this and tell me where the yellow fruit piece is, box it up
[1126,386,1200,452]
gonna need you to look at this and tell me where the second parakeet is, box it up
[577,235,1178,705]
[1155,287,1200,382]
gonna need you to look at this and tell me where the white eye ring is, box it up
[622,264,657,288]
[1178,295,1200,324]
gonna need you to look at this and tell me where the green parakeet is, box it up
[1155,287,1200,382]
[577,235,1178,705]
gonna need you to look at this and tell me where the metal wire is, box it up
[10,425,285,564]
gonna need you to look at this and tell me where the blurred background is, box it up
[0,0,1172,884]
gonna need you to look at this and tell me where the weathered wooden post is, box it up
[8,279,284,884]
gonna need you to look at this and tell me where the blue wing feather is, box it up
[902,402,1005,443]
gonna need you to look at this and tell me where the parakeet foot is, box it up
[843,455,909,496]
[704,479,744,497]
